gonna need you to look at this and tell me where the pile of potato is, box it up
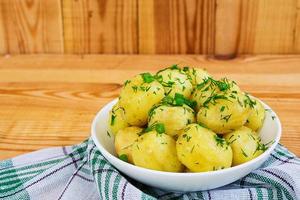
[109,65,268,173]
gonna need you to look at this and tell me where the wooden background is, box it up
[0,0,300,56]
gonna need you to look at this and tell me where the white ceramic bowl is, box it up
[91,98,281,192]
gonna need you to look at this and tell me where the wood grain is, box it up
[138,0,216,54]
[0,0,299,54]
[0,55,299,160]
[62,0,138,53]
[215,0,241,58]
[0,0,63,54]
[238,0,298,54]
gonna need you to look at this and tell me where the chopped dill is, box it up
[221,114,232,123]
[241,149,248,157]
[107,131,111,137]
[110,114,116,126]
[119,154,128,162]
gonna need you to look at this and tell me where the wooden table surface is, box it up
[0,55,299,160]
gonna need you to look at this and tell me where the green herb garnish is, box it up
[132,85,138,92]
[244,94,256,108]
[124,80,131,86]
[119,154,128,162]
[110,114,116,126]
[214,135,227,148]
[221,114,232,123]
[182,134,192,142]
[220,106,225,112]
[107,131,111,137]
[141,73,155,83]
[241,149,248,157]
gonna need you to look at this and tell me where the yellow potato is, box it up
[132,131,184,172]
[176,124,232,172]
[245,99,265,131]
[196,92,251,134]
[156,67,193,98]
[148,104,195,136]
[119,74,165,126]
[191,77,241,111]
[182,67,211,85]
[224,126,264,166]
[108,102,128,135]
[114,127,142,164]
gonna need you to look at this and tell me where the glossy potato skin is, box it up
[156,68,193,98]
[114,127,142,164]
[148,105,195,136]
[108,102,128,135]
[245,99,265,131]
[183,67,211,85]
[119,75,165,126]
[224,126,263,166]
[191,78,241,111]
[197,92,251,134]
[132,131,183,172]
[176,124,232,172]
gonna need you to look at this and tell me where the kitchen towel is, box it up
[0,138,299,200]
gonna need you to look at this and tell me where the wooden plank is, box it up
[238,0,298,54]
[0,55,299,160]
[138,0,215,54]
[295,0,300,53]
[215,0,241,58]
[0,0,63,54]
[62,0,138,54]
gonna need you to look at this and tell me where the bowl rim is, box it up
[91,97,282,177]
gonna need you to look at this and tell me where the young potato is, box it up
[148,104,195,136]
[191,77,241,111]
[108,102,128,135]
[115,127,142,164]
[196,92,251,134]
[176,124,232,172]
[119,74,165,126]
[245,99,265,131]
[132,131,184,172]
[182,66,211,85]
[156,66,193,98]
[224,126,265,166]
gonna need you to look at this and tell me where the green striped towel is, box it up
[0,138,299,200]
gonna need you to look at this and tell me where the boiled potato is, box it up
[191,77,241,111]
[119,74,165,126]
[156,66,193,98]
[182,66,211,85]
[148,104,195,136]
[197,91,251,134]
[245,99,265,131]
[115,127,142,163]
[132,131,183,172]
[108,102,128,135]
[176,124,232,172]
[224,126,264,166]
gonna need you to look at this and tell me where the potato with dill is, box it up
[108,102,128,135]
[182,66,211,85]
[224,126,267,166]
[132,126,184,172]
[245,98,265,131]
[194,78,252,133]
[148,103,195,137]
[176,124,232,172]
[191,77,241,111]
[115,127,142,164]
[156,65,193,98]
[118,73,165,126]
